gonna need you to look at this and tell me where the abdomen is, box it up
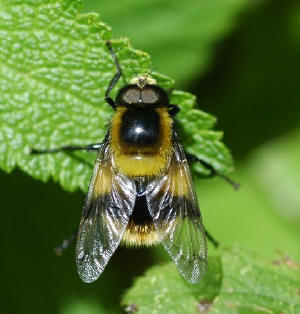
[122,193,159,246]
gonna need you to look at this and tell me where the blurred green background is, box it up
[2,0,300,313]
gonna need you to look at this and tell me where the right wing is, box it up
[146,133,207,283]
[76,140,136,283]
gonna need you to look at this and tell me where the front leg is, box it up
[105,41,122,109]
[186,152,240,190]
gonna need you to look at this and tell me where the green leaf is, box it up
[0,0,233,192]
[122,256,222,313]
[122,246,300,313]
[213,246,300,313]
[83,0,268,85]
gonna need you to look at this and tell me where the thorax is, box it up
[110,106,172,177]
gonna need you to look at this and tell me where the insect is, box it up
[31,41,238,283]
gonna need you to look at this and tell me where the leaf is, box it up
[122,256,222,313]
[213,246,300,313]
[83,0,268,85]
[0,0,233,192]
[122,246,300,313]
[172,90,234,175]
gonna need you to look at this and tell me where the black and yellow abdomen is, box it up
[110,106,172,177]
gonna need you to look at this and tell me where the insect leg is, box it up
[204,229,219,248]
[185,152,240,190]
[30,143,102,154]
[105,41,122,109]
[54,227,78,256]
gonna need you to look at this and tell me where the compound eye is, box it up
[121,87,141,104]
[141,88,160,104]
[116,84,169,106]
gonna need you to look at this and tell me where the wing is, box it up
[146,132,207,283]
[76,140,136,283]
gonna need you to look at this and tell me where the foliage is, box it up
[123,246,300,313]
[1,0,300,314]
[83,0,266,85]
[0,0,233,192]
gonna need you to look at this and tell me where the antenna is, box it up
[145,67,157,79]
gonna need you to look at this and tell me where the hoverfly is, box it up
[31,41,238,283]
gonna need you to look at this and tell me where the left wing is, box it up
[76,140,136,283]
[146,133,207,283]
